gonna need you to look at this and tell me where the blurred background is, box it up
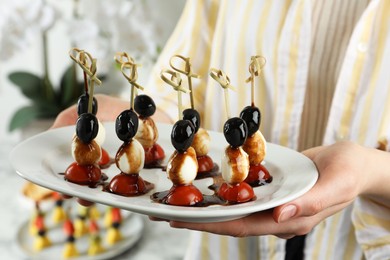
[0,1,188,259]
[0,0,185,140]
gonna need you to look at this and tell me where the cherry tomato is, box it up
[111,208,122,223]
[64,162,102,185]
[245,164,272,187]
[218,182,255,203]
[197,155,214,173]
[76,198,95,207]
[34,216,45,230]
[144,143,165,165]
[89,220,99,234]
[98,148,111,166]
[165,185,203,206]
[61,194,73,200]
[107,173,146,196]
[63,219,75,236]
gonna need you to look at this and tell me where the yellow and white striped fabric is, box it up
[145,0,390,259]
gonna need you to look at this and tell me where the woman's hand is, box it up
[161,141,390,238]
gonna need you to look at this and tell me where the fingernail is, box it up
[278,205,297,223]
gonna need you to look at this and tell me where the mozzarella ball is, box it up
[221,146,249,184]
[242,130,267,165]
[94,119,106,145]
[115,139,145,174]
[192,128,210,156]
[166,147,198,185]
[135,118,158,148]
[72,136,102,165]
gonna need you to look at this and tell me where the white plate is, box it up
[15,212,144,260]
[10,122,318,223]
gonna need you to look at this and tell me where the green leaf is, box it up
[8,105,42,132]
[59,65,84,107]
[8,72,45,101]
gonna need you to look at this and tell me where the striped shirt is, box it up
[146,0,390,259]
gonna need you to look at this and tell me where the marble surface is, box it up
[0,137,190,260]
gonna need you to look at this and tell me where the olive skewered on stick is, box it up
[240,55,272,186]
[115,52,166,167]
[210,68,255,204]
[70,48,110,167]
[106,59,151,196]
[157,69,203,206]
[64,49,104,187]
[170,55,216,175]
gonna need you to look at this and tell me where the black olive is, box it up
[115,109,139,142]
[182,108,200,132]
[223,117,248,148]
[240,105,261,137]
[134,94,156,118]
[76,113,99,143]
[77,93,98,116]
[171,119,195,153]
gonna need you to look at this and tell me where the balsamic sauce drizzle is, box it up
[60,157,272,206]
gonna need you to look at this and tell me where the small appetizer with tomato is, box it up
[106,109,148,196]
[162,119,203,206]
[64,112,103,187]
[218,117,255,204]
[32,206,52,251]
[134,94,165,167]
[63,216,79,258]
[88,220,105,256]
[240,106,272,186]
[106,57,154,196]
[64,49,111,186]
[240,55,272,186]
[106,207,123,245]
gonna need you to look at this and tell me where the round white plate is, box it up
[15,212,144,260]
[10,122,318,223]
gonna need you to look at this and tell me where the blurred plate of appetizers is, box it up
[15,202,144,260]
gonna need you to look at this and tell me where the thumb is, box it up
[301,145,325,160]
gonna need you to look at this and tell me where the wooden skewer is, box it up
[169,55,200,109]
[245,55,266,106]
[209,68,236,119]
[160,69,189,120]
